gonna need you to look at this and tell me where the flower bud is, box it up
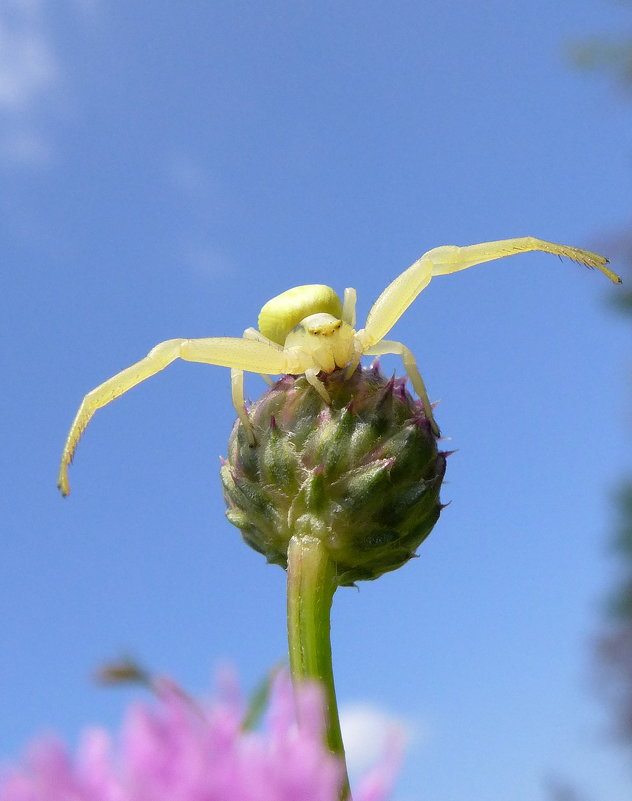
[221,365,446,586]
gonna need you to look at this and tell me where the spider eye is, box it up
[297,315,343,336]
[258,284,343,345]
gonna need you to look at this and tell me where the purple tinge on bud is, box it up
[221,365,447,585]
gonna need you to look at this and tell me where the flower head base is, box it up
[222,364,447,586]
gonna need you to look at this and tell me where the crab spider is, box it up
[57,236,621,496]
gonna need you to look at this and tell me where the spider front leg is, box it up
[362,237,619,349]
[364,339,439,436]
[58,336,287,496]
[424,237,620,281]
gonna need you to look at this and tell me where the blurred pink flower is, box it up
[0,672,402,801]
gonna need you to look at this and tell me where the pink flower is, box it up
[0,673,402,801]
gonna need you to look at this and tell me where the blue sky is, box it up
[1,1,631,799]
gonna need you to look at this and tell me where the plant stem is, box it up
[286,533,350,798]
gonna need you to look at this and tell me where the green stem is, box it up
[286,533,350,798]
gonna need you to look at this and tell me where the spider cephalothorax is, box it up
[57,237,620,496]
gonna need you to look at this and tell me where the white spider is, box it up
[57,236,620,496]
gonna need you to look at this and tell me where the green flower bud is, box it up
[221,364,447,586]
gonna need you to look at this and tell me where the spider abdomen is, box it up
[258,284,343,346]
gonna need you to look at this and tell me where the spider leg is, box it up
[304,366,331,403]
[230,368,255,444]
[242,327,276,385]
[344,335,364,379]
[361,237,619,347]
[230,329,274,444]
[58,336,286,496]
[364,339,439,436]
[361,259,433,346]
[342,287,357,327]
[425,237,619,280]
